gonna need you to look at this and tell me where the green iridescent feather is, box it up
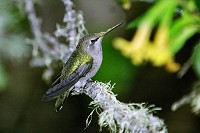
[54,48,92,111]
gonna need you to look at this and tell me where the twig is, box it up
[24,0,50,54]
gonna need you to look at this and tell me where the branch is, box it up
[172,81,200,115]
[24,0,50,54]
[72,81,167,133]
[24,0,87,81]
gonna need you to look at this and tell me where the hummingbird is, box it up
[42,23,122,111]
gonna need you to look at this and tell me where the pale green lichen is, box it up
[98,103,166,133]
[83,81,167,133]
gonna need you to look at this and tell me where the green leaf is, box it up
[170,25,197,54]
[192,42,200,78]
[170,14,195,38]
[127,0,177,29]
[195,0,200,11]
[127,15,144,29]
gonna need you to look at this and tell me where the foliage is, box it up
[192,42,200,78]
[114,0,200,73]
[115,0,200,116]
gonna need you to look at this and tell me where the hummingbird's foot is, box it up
[87,79,93,83]
[83,79,93,89]
[73,79,93,94]
[73,80,86,94]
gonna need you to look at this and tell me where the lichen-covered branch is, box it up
[24,0,87,81]
[24,0,50,54]
[72,81,167,133]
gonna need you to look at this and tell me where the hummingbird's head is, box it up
[78,23,122,54]
[78,33,104,55]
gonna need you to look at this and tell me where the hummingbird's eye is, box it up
[90,38,99,44]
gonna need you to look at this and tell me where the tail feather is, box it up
[54,91,69,112]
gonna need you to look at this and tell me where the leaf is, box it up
[170,25,197,54]
[127,15,144,29]
[195,0,200,11]
[192,42,200,78]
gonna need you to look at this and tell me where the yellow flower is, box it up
[146,44,170,66]
[113,23,151,65]
[113,0,183,72]
[146,24,180,72]
[122,0,131,10]
[165,59,180,72]
[113,22,180,72]
[146,25,170,66]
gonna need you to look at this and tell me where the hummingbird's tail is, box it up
[54,90,70,112]
[41,76,78,102]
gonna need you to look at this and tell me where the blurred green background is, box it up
[0,0,200,133]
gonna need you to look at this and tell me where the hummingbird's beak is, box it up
[101,22,122,36]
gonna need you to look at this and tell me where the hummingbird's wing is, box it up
[42,52,93,102]
[51,70,63,87]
